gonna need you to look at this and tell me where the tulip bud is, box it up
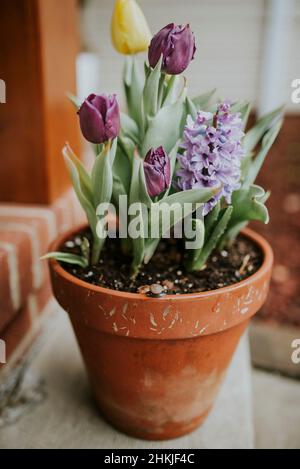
[78,94,120,144]
[111,0,152,55]
[148,23,196,75]
[143,146,171,197]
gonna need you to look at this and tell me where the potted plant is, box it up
[44,0,283,440]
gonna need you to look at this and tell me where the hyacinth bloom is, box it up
[143,146,171,197]
[176,101,245,215]
[148,23,196,75]
[78,93,120,144]
[111,0,152,55]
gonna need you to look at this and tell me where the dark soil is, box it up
[60,228,263,295]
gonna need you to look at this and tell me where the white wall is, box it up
[80,0,300,112]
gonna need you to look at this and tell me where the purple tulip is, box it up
[78,93,120,144]
[143,146,171,197]
[148,23,196,75]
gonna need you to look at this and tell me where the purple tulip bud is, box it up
[78,93,120,144]
[148,23,196,75]
[143,146,171,197]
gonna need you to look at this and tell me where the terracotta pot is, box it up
[49,226,273,440]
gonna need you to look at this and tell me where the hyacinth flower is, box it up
[177,101,245,215]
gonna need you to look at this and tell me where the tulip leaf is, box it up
[62,145,93,202]
[142,97,185,155]
[143,55,163,123]
[161,75,176,105]
[185,97,197,119]
[139,164,152,207]
[162,187,218,207]
[190,206,233,271]
[243,105,284,154]
[144,187,217,264]
[123,56,144,127]
[113,144,131,196]
[120,112,139,144]
[192,89,216,110]
[91,139,117,207]
[63,153,97,237]
[129,153,146,275]
[41,252,88,268]
[67,92,81,110]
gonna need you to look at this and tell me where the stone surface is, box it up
[253,369,300,449]
[0,307,254,449]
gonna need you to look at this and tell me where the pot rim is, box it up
[48,225,273,301]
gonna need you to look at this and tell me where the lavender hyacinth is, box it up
[176,101,245,215]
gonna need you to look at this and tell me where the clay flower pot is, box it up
[49,226,273,440]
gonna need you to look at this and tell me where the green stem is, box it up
[157,73,166,109]
[91,236,103,265]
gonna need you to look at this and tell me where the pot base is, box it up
[97,403,212,441]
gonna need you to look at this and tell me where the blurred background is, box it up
[0,0,299,449]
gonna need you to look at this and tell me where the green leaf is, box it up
[81,237,90,264]
[41,252,88,268]
[162,187,218,207]
[190,206,233,271]
[67,92,80,110]
[185,218,205,266]
[162,75,176,105]
[139,164,152,207]
[63,152,97,237]
[229,184,270,227]
[192,89,216,110]
[91,139,117,207]
[120,112,139,144]
[144,187,218,264]
[185,97,197,119]
[129,153,145,274]
[62,145,93,202]
[243,119,283,187]
[142,96,185,155]
[204,201,221,242]
[243,106,284,154]
[113,144,131,195]
[143,55,163,122]
[123,56,144,126]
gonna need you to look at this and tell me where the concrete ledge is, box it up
[250,320,300,378]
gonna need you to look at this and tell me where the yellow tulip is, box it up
[111,0,152,55]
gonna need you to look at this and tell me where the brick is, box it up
[0,231,32,330]
[0,306,32,363]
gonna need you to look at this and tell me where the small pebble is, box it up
[176,270,182,276]
[138,285,150,294]
[65,241,75,248]
[162,280,174,290]
[74,237,82,246]
[150,284,164,296]
[221,250,228,258]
